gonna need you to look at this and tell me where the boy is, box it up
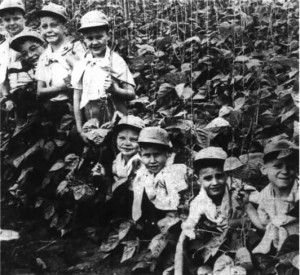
[6,31,45,125]
[35,3,86,124]
[0,0,26,111]
[181,147,244,273]
[132,127,188,234]
[244,139,299,254]
[71,10,136,142]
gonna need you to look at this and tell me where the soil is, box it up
[1,204,156,275]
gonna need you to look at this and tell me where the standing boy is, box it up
[0,0,26,111]
[71,10,136,142]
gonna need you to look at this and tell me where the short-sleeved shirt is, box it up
[35,38,86,102]
[0,28,28,85]
[257,180,298,227]
[71,47,135,109]
[132,163,188,221]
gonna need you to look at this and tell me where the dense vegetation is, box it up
[1,0,299,274]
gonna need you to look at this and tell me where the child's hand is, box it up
[79,131,89,144]
[91,162,105,177]
[63,75,72,89]
[103,74,112,92]
[4,100,14,111]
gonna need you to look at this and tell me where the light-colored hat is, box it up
[37,3,67,22]
[0,0,25,15]
[78,10,109,32]
[115,115,145,131]
[263,139,298,160]
[138,127,171,148]
[194,147,227,162]
[10,30,45,51]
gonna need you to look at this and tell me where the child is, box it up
[244,139,299,254]
[71,10,136,142]
[6,31,45,125]
[112,115,145,191]
[107,115,145,219]
[0,0,26,111]
[181,147,244,272]
[35,3,86,124]
[132,127,188,235]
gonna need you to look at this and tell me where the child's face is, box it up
[40,16,66,45]
[198,167,227,198]
[116,129,139,159]
[140,146,169,174]
[2,11,25,36]
[19,40,44,66]
[83,28,109,58]
[263,158,296,190]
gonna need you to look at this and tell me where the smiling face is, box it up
[263,158,296,191]
[140,144,169,175]
[2,11,25,37]
[40,16,66,46]
[116,128,140,161]
[82,27,109,58]
[198,166,227,199]
[19,40,44,66]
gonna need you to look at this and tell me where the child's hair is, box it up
[81,25,110,35]
[1,8,25,16]
[40,13,66,24]
[139,143,171,154]
[15,38,44,52]
[115,125,141,135]
[194,159,225,175]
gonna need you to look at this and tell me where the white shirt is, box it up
[71,47,135,109]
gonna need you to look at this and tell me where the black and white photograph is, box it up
[0,0,299,274]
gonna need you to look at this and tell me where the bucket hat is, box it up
[194,147,227,163]
[263,139,298,160]
[78,10,109,32]
[115,115,145,132]
[138,127,172,148]
[0,0,25,16]
[10,30,45,51]
[37,3,67,23]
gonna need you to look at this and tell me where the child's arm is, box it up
[73,88,88,143]
[239,190,266,231]
[110,80,135,100]
[37,80,68,96]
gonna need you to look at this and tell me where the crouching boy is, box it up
[244,139,299,255]
[181,147,244,273]
[131,127,189,271]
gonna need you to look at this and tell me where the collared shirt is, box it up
[182,184,231,239]
[132,163,188,221]
[252,179,299,254]
[112,152,141,192]
[0,28,28,85]
[35,38,86,102]
[257,179,299,226]
[71,47,135,109]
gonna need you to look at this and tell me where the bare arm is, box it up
[111,81,135,100]
[37,80,67,96]
[244,203,266,231]
[73,88,88,142]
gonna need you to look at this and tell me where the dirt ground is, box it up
[1,204,157,275]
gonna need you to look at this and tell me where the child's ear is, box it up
[258,163,267,175]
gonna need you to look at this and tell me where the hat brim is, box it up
[138,139,172,148]
[78,22,109,32]
[37,10,67,22]
[10,35,45,51]
[114,123,143,132]
[0,7,25,16]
